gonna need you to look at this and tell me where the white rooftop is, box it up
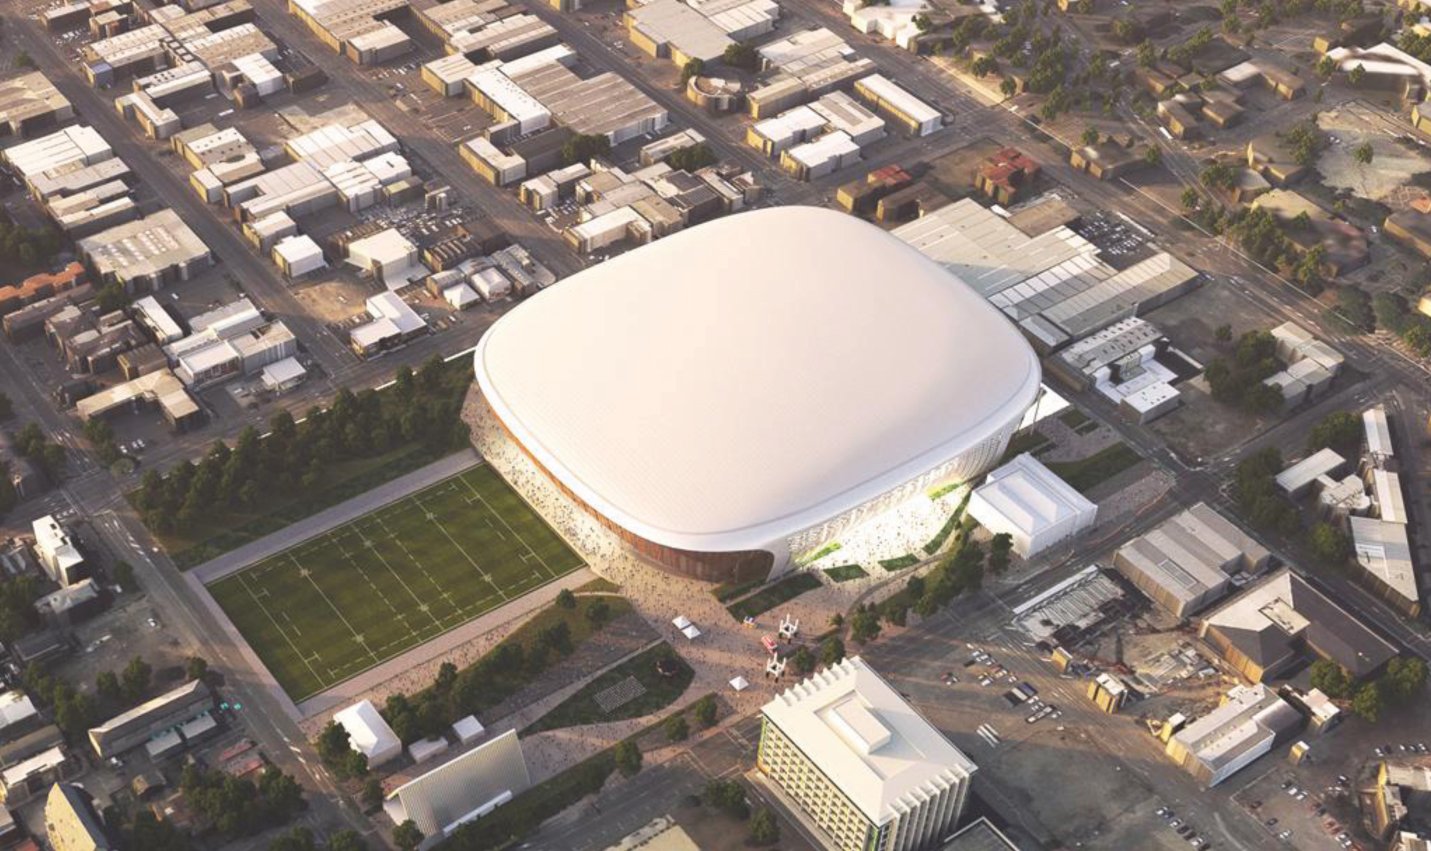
[333,699,402,767]
[1350,515,1418,603]
[474,207,1040,553]
[969,453,1095,538]
[761,656,976,824]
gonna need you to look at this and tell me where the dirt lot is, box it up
[56,591,197,701]
[1143,280,1287,460]
[1317,101,1431,206]
[979,726,1190,850]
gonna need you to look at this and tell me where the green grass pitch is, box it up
[206,465,584,702]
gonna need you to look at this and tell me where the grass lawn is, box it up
[823,564,868,583]
[725,572,822,621]
[207,465,584,702]
[1044,443,1143,494]
[879,554,919,570]
[1002,429,1051,462]
[1058,408,1091,429]
[711,578,761,603]
[523,642,693,734]
[159,444,451,569]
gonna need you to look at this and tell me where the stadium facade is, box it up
[471,206,1040,583]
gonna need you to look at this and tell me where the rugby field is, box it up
[207,465,583,701]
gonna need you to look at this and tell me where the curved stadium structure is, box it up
[472,206,1041,583]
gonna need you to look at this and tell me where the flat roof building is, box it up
[1198,568,1397,683]
[1365,405,1394,463]
[76,209,212,293]
[75,369,200,431]
[350,291,427,356]
[853,74,941,137]
[894,199,1198,350]
[1166,685,1301,787]
[32,515,88,588]
[759,657,976,851]
[626,0,733,66]
[967,453,1097,558]
[1350,516,1420,617]
[1113,503,1269,618]
[472,206,1040,582]
[0,71,74,138]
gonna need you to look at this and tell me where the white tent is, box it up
[672,615,692,630]
[681,624,702,640]
[730,676,750,691]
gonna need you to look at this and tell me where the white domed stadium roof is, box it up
[474,206,1040,554]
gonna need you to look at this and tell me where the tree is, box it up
[326,830,368,851]
[96,671,121,704]
[393,820,424,851]
[1352,681,1383,722]
[1181,186,1201,210]
[1309,522,1350,566]
[270,827,317,851]
[791,645,815,674]
[1135,40,1156,68]
[749,808,780,845]
[1306,411,1360,457]
[614,739,642,777]
[96,282,130,313]
[680,58,705,85]
[1309,659,1351,699]
[112,560,136,590]
[971,55,998,77]
[849,605,881,644]
[911,12,931,32]
[561,133,611,166]
[586,598,612,625]
[186,656,210,684]
[1081,126,1100,147]
[1143,146,1162,166]
[704,779,749,819]
[1354,142,1373,165]
[988,533,1014,573]
[1215,323,1233,342]
[121,655,152,701]
[664,713,689,741]
[556,588,576,610]
[1384,656,1428,701]
[362,777,384,809]
[820,635,845,666]
[722,42,758,70]
[666,142,717,171]
[1000,77,1017,98]
[693,694,718,727]
[1316,55,1335,78]
[316,721,354,768]
[1348,63,1365,86]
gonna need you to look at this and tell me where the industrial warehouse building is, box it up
[895,198,1199,352]
[1113,503,1269,618]
[1197,569,1397,683]
[758,657,976,851]
[471,207,1040,582]
[76,210,212,293]
[1165,684,1301,787]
